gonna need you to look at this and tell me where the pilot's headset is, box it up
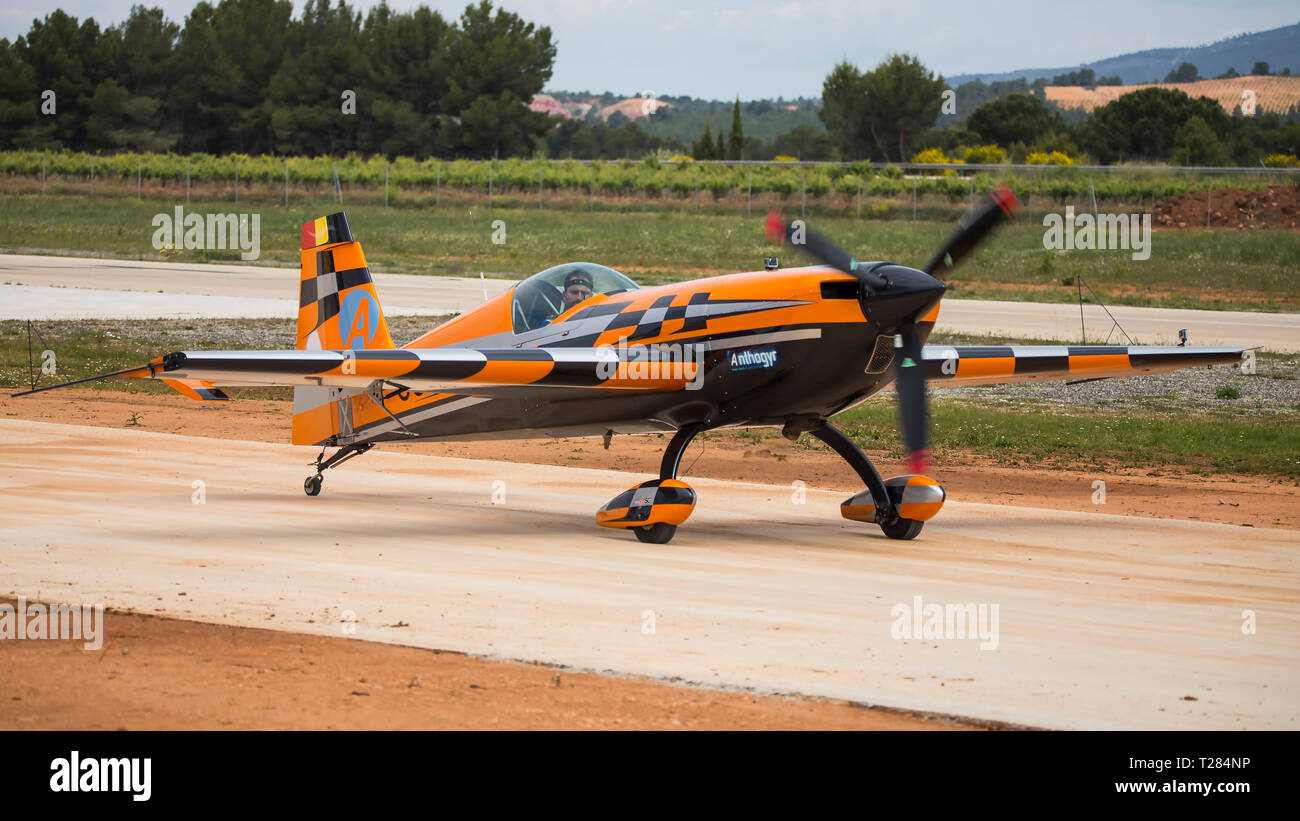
[562,270,594,304]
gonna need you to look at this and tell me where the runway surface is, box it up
[2,253,1295,350]
[2,418,1295,730]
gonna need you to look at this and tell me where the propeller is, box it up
[765,211,889,292]
[769,184,1021,478]
[922,184,1020,277]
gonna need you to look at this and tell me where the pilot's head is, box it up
[562,271,593,309]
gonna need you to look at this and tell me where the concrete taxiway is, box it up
[1,418,1295,730]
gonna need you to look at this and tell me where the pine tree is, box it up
[729,97,743,160]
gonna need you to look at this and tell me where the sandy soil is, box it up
[4,388,1294,530]
[0,600,970,730]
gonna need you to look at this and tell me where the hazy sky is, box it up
[3,1,1297,99]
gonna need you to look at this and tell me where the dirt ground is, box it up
[3,388,1294,530]
[2,387,1295,730]
[0,601,977,730]
[1153,183,1300,231]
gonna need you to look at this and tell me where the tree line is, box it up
[0,0,556,159]
[817,55,1300,166]
[2,2,1297,167]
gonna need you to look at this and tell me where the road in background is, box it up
[1,254,1294,350]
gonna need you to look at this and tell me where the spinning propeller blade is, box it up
[922,184,1020,278]
[767,184,1021,478]
[894,322,930,474]
[765,210,888,291]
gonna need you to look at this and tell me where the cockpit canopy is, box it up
[511,262,639,333]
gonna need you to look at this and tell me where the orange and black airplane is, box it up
[16,187,1243,544]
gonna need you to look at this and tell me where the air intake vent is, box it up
[865,334,895,374]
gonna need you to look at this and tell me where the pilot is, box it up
[561,270,594,311]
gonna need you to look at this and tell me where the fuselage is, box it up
[351,264,945,443]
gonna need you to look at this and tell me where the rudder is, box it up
[296,212,394,350]
[293,211,392,445]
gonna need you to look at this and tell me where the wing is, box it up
[921,344,1244,386]
[12,347,698,399]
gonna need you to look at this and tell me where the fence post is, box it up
[42,151,46,195]
[969,177,973,212]
[234,157,239,204]
[539,163,543,210]
[186,158,191,203]
[1207,181,1212,228]
[436,164,440,209]
[488,162,493,210]
[694,167,699,214]
[912,178,916,220]
[1029,175,1033,221]
[857,180,861,219]
[385,163,389,208]
[284,160,288,207]
[747,169,752,216]
[90,156,94,196]
[137,157,141,200]
[641,171,646,212]
[590,165,595,212]
[801,170,806,217]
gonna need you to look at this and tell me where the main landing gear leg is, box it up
[803,420,922,539]
[597,423,705,544]
[660,422,706,482]
[632,422,706,544]
[304,442,373,496]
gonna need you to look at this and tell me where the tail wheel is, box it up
[634,523,677,544]
[880,517,923,540]
[304,475,323,496]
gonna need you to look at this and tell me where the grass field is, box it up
[4,319,1296,478]
[1,192,1297,311]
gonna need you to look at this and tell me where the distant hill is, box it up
[537,92,826,141]
[948,22,1300,86]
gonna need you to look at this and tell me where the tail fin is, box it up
[296,212,394,351]
[293,212,392,445]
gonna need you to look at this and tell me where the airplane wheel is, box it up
[880,517,923,540]
[304,475,323,496]
[634,523,676,544]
